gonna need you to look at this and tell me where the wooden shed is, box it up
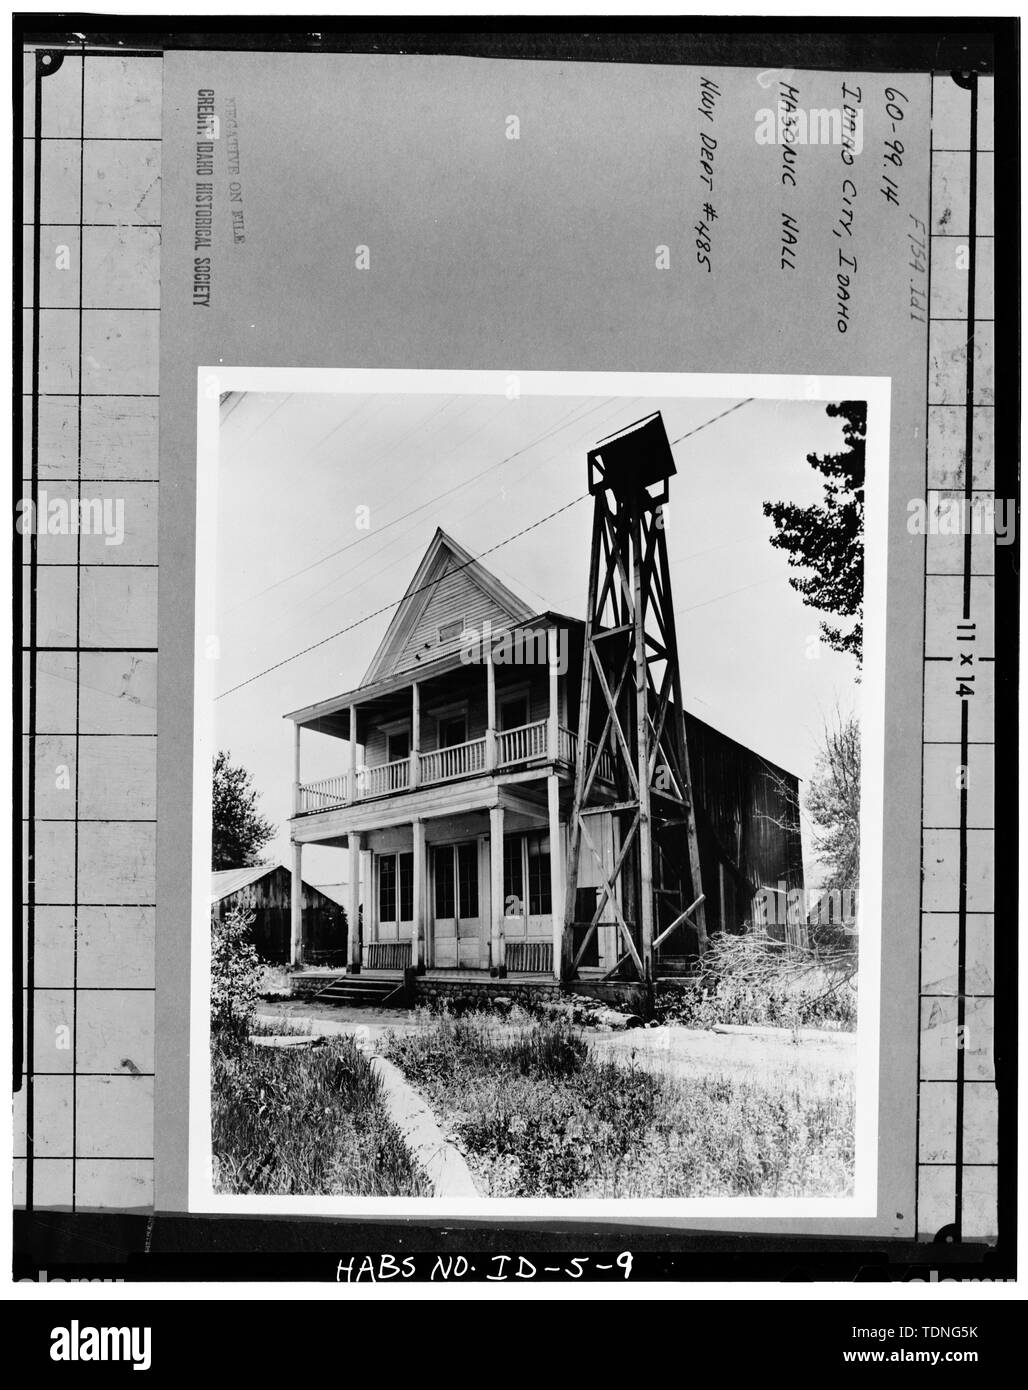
[210,864,347,965]
[683,710,804,936]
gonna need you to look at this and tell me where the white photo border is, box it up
[188,367,890,1221]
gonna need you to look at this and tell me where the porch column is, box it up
[485,643,496,770]
[410,681,421,789]
[292,721,301,815]
[547,773,564,982]
[360,846,374,956]
[489,804,505,977]
[348,703,358,802]
[347,831,363,973]
[547,627,560,761]
[411,817,426,973]
[290,840,303,967]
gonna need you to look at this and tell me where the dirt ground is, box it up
[589,1024,853,1090]
[255,1000,854,1090]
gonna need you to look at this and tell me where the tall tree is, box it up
[806,714,860,893]
[212,750,275,870]
[763,400,865,662]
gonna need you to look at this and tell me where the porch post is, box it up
[360,845,374,954]
[485,642,496,770]
[347,831,362,973]
[410,681,420,789]
[292,721,301,815]
[412,817,425,973]
[547,627,560,761]
[348,703,358,802]
[290,840,303,967]
[489,804,505,976]
[547,773,564,982]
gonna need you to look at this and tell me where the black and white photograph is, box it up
[14,14,1014,1330]
[191,372,886,1209]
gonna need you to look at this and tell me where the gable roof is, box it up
[211,863,283,902]
[310,881,349,907]
[361,527,534,684]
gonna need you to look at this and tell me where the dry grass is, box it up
[654,930,858,1031]
[383,1015,854,1199]
[211,1023,430,1196]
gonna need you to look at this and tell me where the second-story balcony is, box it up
[296,720,615,813]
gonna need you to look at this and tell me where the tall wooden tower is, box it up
[562,411,708,982]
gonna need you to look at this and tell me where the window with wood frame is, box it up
[378,851,413,922]
[498,691,530,731]
[526,831,552,915]
[386,727,410,763]
[503,833,524,913]
[438,713,467,748]
[502,831,552,916]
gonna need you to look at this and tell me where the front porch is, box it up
[287,966,653,1018]
[285,612,624,984]
[288,777,624,983]
[290,964,561,992]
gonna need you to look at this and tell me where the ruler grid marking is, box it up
[24,48,46,1213]
[917,71,996,1240]
[21,46,161,1210]
[72,40,85,1213]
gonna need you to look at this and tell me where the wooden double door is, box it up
[430,838,484,968]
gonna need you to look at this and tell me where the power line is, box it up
[231,397,609,611]
[221,392,294,464]
[215,396,756,701]
[669,397,753,445]
[215,493,589,701]
[230,396,632,652]
[678,571,784,615]
[293,403,609,620]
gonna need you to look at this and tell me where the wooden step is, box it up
[313,975,406,1007]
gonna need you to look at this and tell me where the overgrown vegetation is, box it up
[211,906,428,1196]
[211,1025,430,1196]
[383,1014,853,1198]
[211,907,265,1033]
[654,931,857,1032]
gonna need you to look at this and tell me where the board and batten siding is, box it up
[684,711,804,936]
[212,867,346,963]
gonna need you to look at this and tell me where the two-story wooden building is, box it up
[285,529,803,985]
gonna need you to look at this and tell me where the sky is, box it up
[209,388,863,887]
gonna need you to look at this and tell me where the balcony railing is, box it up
[298,774,350,812]
[418,735,487,785]
[496,720,548,766]
[356,756,410,799]
[297,719,616,813]
[558,726,617,784]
